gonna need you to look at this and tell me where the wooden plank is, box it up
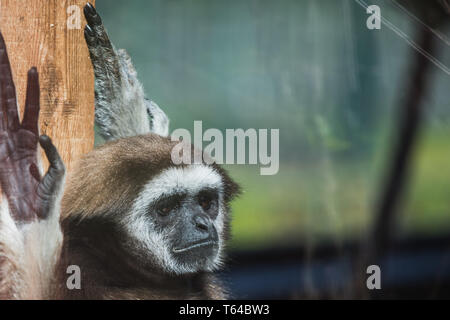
[0,0,95,173]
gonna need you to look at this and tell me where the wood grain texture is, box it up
[0,0,95,173]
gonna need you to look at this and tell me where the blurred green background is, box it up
[96,0,450,250]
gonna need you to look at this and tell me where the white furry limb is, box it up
[0,196,63,299]
[0,156,65,300]
[84,5,169,141]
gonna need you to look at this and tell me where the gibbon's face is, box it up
[122,165,230,275]
[62,135,239,276]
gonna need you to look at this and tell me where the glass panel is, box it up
[97,0,450,251]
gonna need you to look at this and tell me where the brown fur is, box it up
[56,133,239,299]
[62,134,179,221]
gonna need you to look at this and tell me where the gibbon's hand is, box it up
[0,31,65,223]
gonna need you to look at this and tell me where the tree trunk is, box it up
[0,0,95,172]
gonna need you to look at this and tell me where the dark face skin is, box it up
[0,31,64,223]
[151,187,221,265]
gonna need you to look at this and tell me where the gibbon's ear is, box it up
[83,3,170,142]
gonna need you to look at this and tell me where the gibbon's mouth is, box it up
[172,240,216,253]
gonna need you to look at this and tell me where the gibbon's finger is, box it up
[83,3,117,61]
[0,31,15,84]
[22,67,40,136]
[83,3,120,83]
[40,135,65,175]
[5,83,19,130]
[84,3,111,47]
[0,73,5,131]
[0,31,18,131]
[0,31,19,131]
[84,24,97,47]
[37,135,65,219]
[84,24,105,71]
[84,3,102,28]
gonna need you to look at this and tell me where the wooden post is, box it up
[0,0,95,172]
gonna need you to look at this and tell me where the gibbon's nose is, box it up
[194,214,210,233]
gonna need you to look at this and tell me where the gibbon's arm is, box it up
[0,31,65,299]
[83,3,169,141]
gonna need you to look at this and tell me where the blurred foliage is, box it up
[97,0,450,249]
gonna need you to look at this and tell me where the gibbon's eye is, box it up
[155,197,181,217]
[199,197,211,211]
[198,190,218,212]
[158,206,172,216]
